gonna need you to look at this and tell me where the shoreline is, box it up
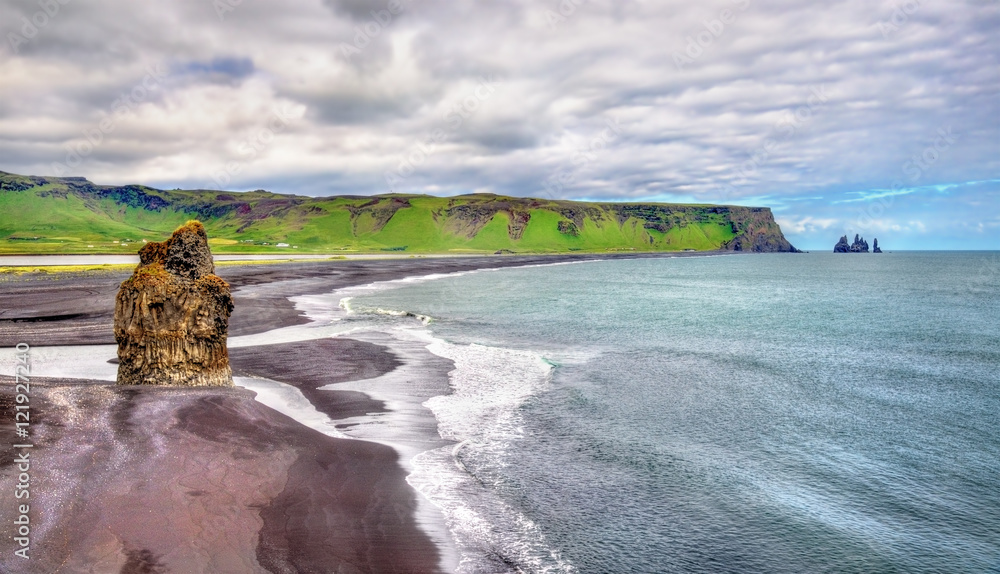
[0,251,727,572]
[0,251,730,264]
[0,251,730,347]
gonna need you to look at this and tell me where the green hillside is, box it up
[0,171,798,255]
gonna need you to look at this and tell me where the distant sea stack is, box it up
[114,221,234,386]
[834,234,873,253]
[873,238,883,253]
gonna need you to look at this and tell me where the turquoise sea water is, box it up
[349,252,1000,573]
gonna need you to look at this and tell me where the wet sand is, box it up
[0,379,440,573]
[230,338,400,423]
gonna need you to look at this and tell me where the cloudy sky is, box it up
[1,0,997,249]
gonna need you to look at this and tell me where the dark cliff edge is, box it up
[717,207,801,253]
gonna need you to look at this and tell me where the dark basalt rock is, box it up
[851,234,870,253]
[557,220,579,236]
[873,238,883,253]
[834,234,871,253]
[114,221,234,386]
[164,223,215,280]
[718,207,801,252]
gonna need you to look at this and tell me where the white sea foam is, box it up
[233,375,349,439]
[311,263,595,572]
[334,270,481,302]
[311,327,461,572]
[4,344,119,381]
[339,297,434,324]
[401,329,579,573]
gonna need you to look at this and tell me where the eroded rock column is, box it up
[115,221,234,386]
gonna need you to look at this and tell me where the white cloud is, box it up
[0,0,997,247]
[776,216,840,234]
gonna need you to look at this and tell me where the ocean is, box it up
[330,252,1000,573]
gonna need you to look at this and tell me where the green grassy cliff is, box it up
[0,171,798,255]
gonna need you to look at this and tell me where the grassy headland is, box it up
[0,171,798,255]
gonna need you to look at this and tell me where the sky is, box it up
[1,0,997,250]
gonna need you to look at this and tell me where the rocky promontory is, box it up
[1,170,802,254]
[114,221,234,386]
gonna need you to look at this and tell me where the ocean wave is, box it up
[282,262,602,571]
[339,296,434,324]
[331,258,599,309]
[404,330,578,573]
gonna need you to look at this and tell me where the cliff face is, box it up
[114,221,234,386]
[720,207,801,253]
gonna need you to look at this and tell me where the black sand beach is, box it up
[0,255,603,346]
[0,255,599,573]
[0,252,718,572]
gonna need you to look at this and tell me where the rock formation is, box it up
[114,221,234,386]
[873,238,883,253]
[851,234,870,252]
[834,234,871,253]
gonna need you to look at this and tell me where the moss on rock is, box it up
[115,221,233,386]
